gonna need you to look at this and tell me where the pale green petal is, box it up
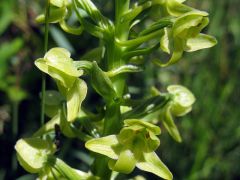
[47,66,77,88]
[35,48,82,79]
[44,47,71,59]
[50,0,66,8]
[154,37,183,67]
[46,59,82,77]
[35,58,48,73]
[167,85,195,107]
[85,135,120,159]
[162,106,182,142]
[108,149,136,174]
[185,33,217,52]
[67,78,87,122]
[136,152,173,180]
[35,8,67,24]
[160,28,171,54]
[44,48,83,77]
[173,11,208,37]
[175,0,186,2]
[166,0,193,17]
[124,119,161,135]
[35,58,77,88]
[15,138,52,173]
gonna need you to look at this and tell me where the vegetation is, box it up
[0,0,239,179]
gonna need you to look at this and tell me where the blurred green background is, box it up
[0,0,239,179]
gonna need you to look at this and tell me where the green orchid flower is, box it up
[35,48,83,88]
[15,137,98,179]
[86,119,173,179]
[15,138,55,173]
[160,85,195,142]
[35,48,87,122]
[154,10,217,67]
[167,85,196,116]
[36,0,69,24]
[152,0,194,17]
[36,0,84,35]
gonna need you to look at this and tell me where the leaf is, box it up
[0,1,14,35]
[122,95,170,119]
[136,152,173,180]
[7,87,27,102]
[76,0,109,29]
[121,2,152,24]
[15,138,53,173]
[139,18,173,36]
[67,78,87,122]
[85,135,119,159]
[185,33,217,52]
[0,38,24,78]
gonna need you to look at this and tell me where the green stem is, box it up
[12,101,19,137]
[12,101,19,173]
[92,1,131,179]
[103,103,121,135]
[41,0,50,126]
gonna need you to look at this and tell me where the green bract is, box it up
[66,78,87,122]
[91,62,118,102]
[86,119,172,179]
